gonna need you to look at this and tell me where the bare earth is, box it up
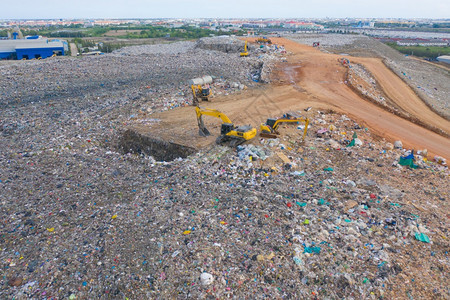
[69,42,78,56]
[136,38,450,160]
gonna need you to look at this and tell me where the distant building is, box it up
[436,55,450,64]
[283,21,324,30]
[396,38,449,47]
[356,21,375,28]
[0,39,66,60]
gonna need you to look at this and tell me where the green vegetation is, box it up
[44,27,109,38]
[375,22,450,31]
[71,38,128,53]
[327,29,354,34]
[8,24,244,39]
[73,38,96,48]
[385,42,450,59]
[120,25,242,39]
[374,22,413,28]
[98,42,128,53]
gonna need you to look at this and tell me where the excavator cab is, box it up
[221,123,235,135]
[192,85,211,104]
[201,88,210,99]
[195,106,256,147]
[265,118,277,130]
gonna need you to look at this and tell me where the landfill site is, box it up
[0,34,449,299]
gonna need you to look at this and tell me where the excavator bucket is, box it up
[199,127,210,137]
[197,113,211,136]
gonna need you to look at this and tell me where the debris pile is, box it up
[0,40,448,300]
[195,36,248,53]
[347,63,386,104]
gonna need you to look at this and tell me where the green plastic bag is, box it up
[415,232,430,243]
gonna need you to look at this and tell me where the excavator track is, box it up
[260,132,278,139]
[216,135,246,147]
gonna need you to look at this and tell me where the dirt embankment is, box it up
[254,37,450,159]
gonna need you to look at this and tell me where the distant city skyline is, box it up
[1,0,449,20]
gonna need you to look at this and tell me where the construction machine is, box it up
[195,106,257,146]
[189,76,213,105]
[256,37,272,44]
[260,117,309,141]
[191,85,211,104]
[240,40,249,57]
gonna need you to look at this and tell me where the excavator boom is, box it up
[260,117,309,141]
[240,40,249,57]
[195,106,232,123]
[272,118,304,130]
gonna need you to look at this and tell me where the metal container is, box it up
[188,76,213,86]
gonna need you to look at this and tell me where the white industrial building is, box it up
[436,55,450,64]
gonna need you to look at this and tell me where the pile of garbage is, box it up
[112,41,196,56]
[195,36,248,53]
[347,63,387,104]
[237,144,271,161]
[0,42,448,299]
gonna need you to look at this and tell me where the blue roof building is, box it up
[0,39,66,60]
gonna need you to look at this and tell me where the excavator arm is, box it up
[260,117,310,141]
[272,118,305,131]
[240,41,249,57]
[195,106,233,137]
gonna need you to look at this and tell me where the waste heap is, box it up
[1,107,448,299]
[0,40,448,299]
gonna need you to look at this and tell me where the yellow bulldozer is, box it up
[260,117,309,141]
[195,106,257,147]
[255,37,272,44]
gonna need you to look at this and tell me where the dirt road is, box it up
[135,38,450,159]
[69,43,78,56]
[350,56,449,131]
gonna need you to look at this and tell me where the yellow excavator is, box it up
[240,41,249,57]
[260,117,309,141]
[191,85,211,105]
[195,106,257,146]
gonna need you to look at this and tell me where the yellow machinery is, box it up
[191,84,211,105]
[195,106,257,146]
[255,37,272,44]
[240,41,249,57]
[260,117,309,141]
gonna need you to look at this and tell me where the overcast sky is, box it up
[2,0,449,19]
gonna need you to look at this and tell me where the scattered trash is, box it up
[0,35,447,300]
[200,272,214,286]
[394,140,403,149]
[415,232,431,243]
[399,150,418,169]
